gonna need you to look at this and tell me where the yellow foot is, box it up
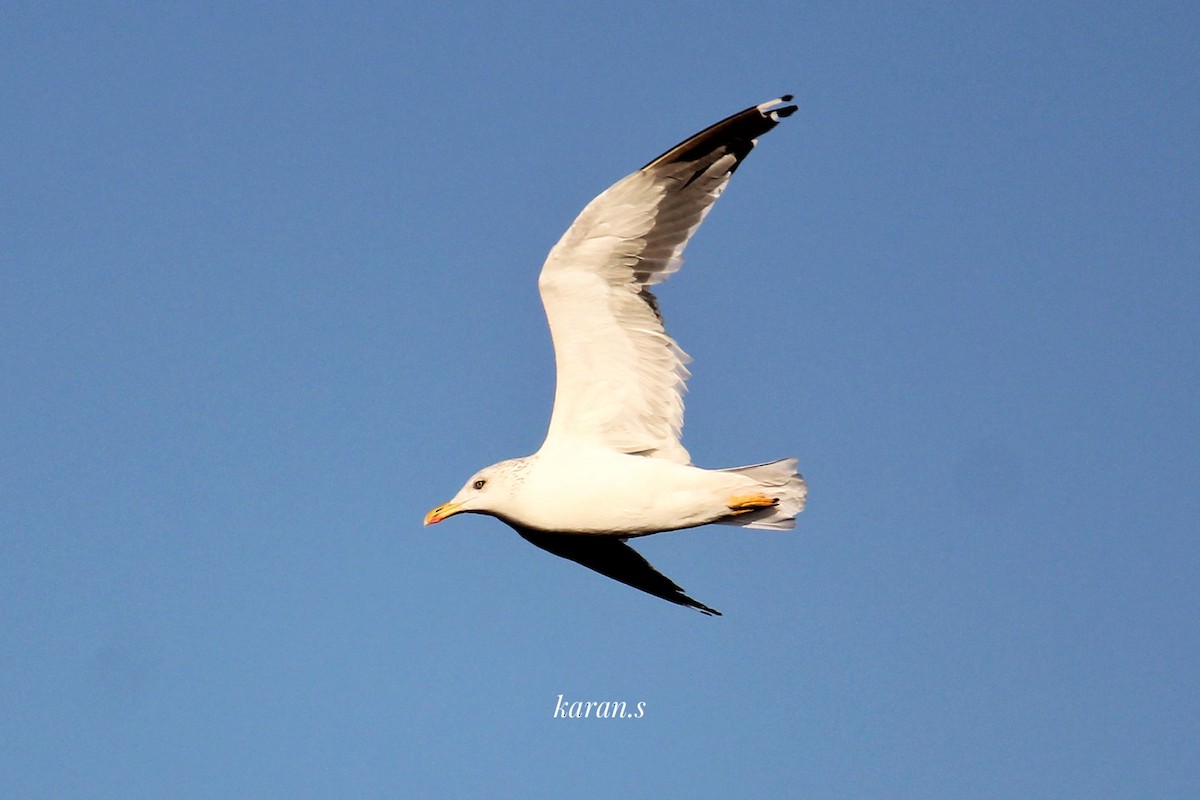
[726,493,780,514]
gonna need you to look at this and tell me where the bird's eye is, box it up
[473,479,486,490]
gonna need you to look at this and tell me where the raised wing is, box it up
[516,528,721,615]
[537,96,797,463]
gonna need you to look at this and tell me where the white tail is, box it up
[716,457,807,530]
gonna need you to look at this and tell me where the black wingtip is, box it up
[642,96,798,171]
[516,528,724,617]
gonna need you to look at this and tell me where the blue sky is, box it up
[3,2,1197,797]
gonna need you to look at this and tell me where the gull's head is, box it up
[424,457,530,526]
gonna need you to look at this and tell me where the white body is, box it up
[511,445,774,535]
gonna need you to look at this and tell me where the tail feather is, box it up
[716,457,807,530]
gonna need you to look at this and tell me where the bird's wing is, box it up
[537,96,797,464]
[516,528,721,615]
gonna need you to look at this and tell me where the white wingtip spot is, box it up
[757,94,798,121]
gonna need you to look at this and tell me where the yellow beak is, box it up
[424,501,463,525]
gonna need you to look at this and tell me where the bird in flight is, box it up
[425,96,806,615]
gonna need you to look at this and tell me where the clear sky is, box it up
[3,2,1197,797]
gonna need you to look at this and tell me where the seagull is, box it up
[425,96,806,615]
